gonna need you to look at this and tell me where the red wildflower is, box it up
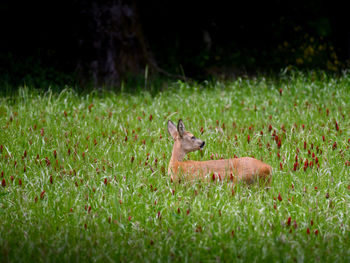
[287,216,291,226]
[332,141,337,150]
[314,229,319,235]
[1,178,6,187]
[278,193,282,202]
[293,162,298,171]
[40,190,46,199]
[307,228,310,234]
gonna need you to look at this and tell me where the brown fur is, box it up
[168,119,272,184]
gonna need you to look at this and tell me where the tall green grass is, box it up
[0,72,350,262]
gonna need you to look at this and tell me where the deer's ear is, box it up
[167,120,178,139]
[177,119,185,138]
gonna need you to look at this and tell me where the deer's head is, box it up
[168,119,205,154]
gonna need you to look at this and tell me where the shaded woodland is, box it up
[1,0,349,88]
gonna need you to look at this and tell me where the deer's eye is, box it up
[191,136,196,140]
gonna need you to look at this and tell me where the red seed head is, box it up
[230,173,234,181]
[304,141,307,149]
[18,178,22,186]
[332,141,337,150]
[310,219,314,226]
[186,209,190,215]
[53,150,57,159]
[307,228,310,234]
[335,121,339,131]
[287,216,291,226]
[40,128,44,136]
[279,162,283,170]
[247,135,250,143]
[293,162,298,171]
[278,193,282,202]
[279,88,283,96]
[314,229,319,235]
[40,190,46,199]
[1,178,6,187]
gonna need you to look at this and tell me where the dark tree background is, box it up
[1,0,349,88]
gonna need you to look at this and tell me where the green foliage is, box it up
[0,72,350,262]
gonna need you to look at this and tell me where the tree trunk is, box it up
[75,0,152,87]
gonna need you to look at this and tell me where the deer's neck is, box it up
[168,141,186,174]
[170,141,186,163]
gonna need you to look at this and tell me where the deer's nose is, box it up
[200,141,205,149]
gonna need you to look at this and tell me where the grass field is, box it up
[0,72,350,262]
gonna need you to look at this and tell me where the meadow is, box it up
[0,72,350,262]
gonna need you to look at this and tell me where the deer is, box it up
[167,119,272,184]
